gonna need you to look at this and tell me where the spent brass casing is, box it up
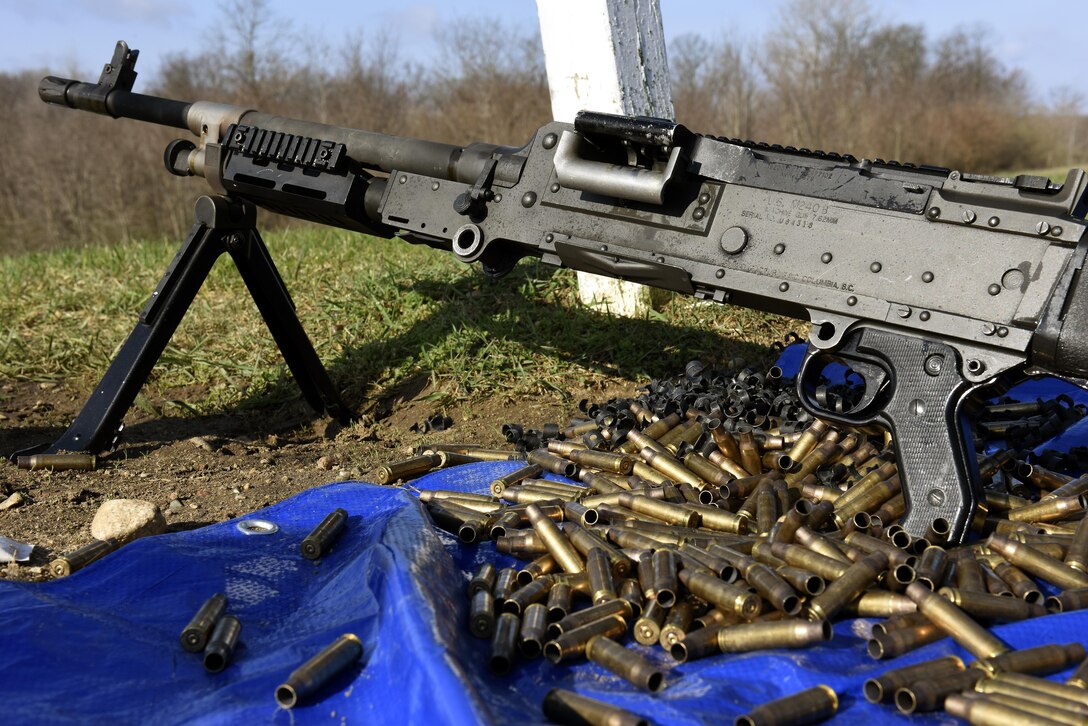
[203,614,242,673]
[489,510,522,539]
[490,464,545,496]
[913,546,951,590]
[947,692,1075,726]
[527,450,577,477]
[718,619,831,653]
[992,560,1044,603]
[651,549,680,608]
[470,590,496,638]
[679,569,760,618]
[180,593,227,653]
[547,598,632,641]
[685,503,748,534]
[953,550,988,592]
[844,531,914,568]
[659,598,696,649]
[518,603,549,659]
[564,522,632,580]
[831,467,900,525]
[783,438,839,485]
[546,582,573,622]
[1065,517,1088,573]
[670,622,723,662]
[976,643,1087,677]
[755,485,777,534]
[870,611,929,636]
[683,452,733,488]
[275,633,363,709]
[493,567,518,602]
[586,636,665,692]
[300,508,348,560]
[542,688,650,726]
[580,470,624,495]
[587,548,616,605]
[793,527,852,564]
[16,453,96,471]
[526,504,583,574]
[1008,496,1088,523]
[777,566,826,597]
[938,586,1046,623]
[495,533,547,556]
[489,612,520,675]
[417,490,498,504]
[504,576,554,614]
[568,449,635,475]
[499,487,571,505]
[867,621,944,659]
[768,542,849,581]
[786,419,828,462]
[979,560,1015,597]
[989,534,1088,590]
[633,598,668,646]
[618,578,644,619]
[640,448,706,489]
[736,431,762,477]
[992,672,1088,707]
[544,615,627,664]
[734,684,838,726]
[862,655,964,703]
[50,538,118,578]
[563,501,599,527]
[517,554,558,587]
[1047,587,1088,613]
[894,668,984,714]
[843,590,917,618]
[1068,654,1088,689]
[907,582,1010,659]
[374,454,441,484]
[807,551,888,622]
[744,563,802,615]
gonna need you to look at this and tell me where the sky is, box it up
[4,0,1086,108]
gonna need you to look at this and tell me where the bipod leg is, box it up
[43,196,351,454]
[227,217,353,423]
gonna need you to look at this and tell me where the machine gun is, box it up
[35,42,1088,543]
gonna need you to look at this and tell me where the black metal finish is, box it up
[46,196,351,454]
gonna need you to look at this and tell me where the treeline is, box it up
[2,0,1084,253]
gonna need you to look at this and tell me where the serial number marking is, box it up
[741,198,840,228]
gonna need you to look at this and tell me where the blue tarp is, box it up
[2,458,1087,725]
[2,367,1086,724]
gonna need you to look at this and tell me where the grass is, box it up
[0,226,797,415]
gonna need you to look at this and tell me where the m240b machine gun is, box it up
[35,42,1088,543]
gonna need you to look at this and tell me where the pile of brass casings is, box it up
[376,362,1088,724]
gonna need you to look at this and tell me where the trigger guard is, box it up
[798,338,891,426]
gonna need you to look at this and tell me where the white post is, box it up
[536,0,674,317]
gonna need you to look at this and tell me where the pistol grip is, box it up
[799,329,985,544]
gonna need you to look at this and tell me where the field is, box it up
[0,225,795,578]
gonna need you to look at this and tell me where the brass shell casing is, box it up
[734,684,838,726]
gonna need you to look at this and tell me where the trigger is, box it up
[841,358,889,416]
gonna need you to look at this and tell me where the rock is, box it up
[188,436,216,452]
[0,492,26,511]
[91,499,167,544]
[168,499,183,513]
[316,456,333,471]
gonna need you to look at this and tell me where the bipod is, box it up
[39,195,353,455]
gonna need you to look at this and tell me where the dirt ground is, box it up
[0,376,630,582]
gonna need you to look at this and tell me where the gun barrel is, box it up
[39,75,514,185]
[39,76,191,129]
